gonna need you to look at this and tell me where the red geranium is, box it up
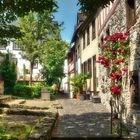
[114,59,124,65]
[122,67,128,72]
[111,85,121,95]
[110,73,122,81]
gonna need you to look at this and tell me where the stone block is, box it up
[92,96,101,103]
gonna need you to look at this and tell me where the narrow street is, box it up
[52,93,111,138]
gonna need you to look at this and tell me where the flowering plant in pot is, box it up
[71,73,90,99]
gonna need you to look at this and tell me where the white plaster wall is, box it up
[0,42,42,81]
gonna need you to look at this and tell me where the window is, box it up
[81,64,84,73]
[100,35,104,53]
[84,61,87,74]
[83,34,85,49]
[130,73,139,107]
[106,27,110,36]
[0,45,6,50]
[33,60,38,69]
[88,59,92,74]
[92,20,96,40]
[13,58,17,65]
[126,0,136,29]
[87,26,90,45]
[13,42,20,50]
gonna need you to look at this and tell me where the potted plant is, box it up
[71,73,90,100]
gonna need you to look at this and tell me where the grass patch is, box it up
[0,117,32,140]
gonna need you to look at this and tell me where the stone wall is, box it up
[98,0,140,136]
[98,0,127,112]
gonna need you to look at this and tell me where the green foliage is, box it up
[78,0,115,15]
[41,40,68,86]
[17,11,60,84]
[71,73,90,93]
[0,53,17,94]
[14,83,42,99]
[0,0,57,44]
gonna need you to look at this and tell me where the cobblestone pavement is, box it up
[52,93,111,137]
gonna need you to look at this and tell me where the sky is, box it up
[54,0,80,43]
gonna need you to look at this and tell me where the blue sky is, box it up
[54,0,80,43]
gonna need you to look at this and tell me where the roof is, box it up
[71,13,95,43]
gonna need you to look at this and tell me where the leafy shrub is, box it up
[0,53,17,94]
[71,73,91,93]
[14,83,42,99]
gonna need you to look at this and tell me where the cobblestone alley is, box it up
[52,93,111,138]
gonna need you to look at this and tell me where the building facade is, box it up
[0,41,42,82]
[69,13,99,95]
[69,0,140,136]
[97,0,140,135]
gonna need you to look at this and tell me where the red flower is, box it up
[114,59,124,65]
[122,67,128,72]
[111,85,121,95]
[111,76,116,81]
[117,49,125,53]
[99,55,106,61]
[114,73,122,79]
[113,33,125,39]
[110,73,122,81]
[124,31,130,36]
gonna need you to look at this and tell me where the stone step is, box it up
[51,136,122,140]
[91,96,101,103]
[0,95,13,103]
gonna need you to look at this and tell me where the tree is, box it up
[17,11,59,84]
[78,0,115,15]
[41,39,68,88]
[0,0,57,44]
[0,53,17,94]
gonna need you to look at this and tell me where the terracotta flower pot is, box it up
[76,92,80,100]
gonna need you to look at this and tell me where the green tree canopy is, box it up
[0,0,57,44]
[78,0,115,15]
[17,11,60,84]
[41,39,68,86]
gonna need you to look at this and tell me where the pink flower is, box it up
[122,67,128,72]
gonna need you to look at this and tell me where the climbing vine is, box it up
[97,32,130,95]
